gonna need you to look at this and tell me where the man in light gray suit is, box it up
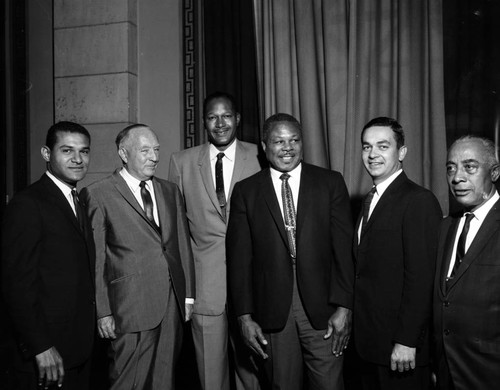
[81,124,195,389]
[169,92,264,390]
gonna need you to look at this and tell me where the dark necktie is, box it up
[139,181,158,229]
[71,189,86,233]
[280,173,297,260]
[361,186,377,235]
[448,212,475,281]
[215,152,226,219]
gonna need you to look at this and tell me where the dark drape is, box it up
[443,0,500,212]
[443,0,500,145]
[203,0,260,145]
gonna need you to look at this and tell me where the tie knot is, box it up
[464,212,475,223]
[280,173,290,182]
[139,181,147,189]
[217,152,225,161]
[71,188,78,196]
[369,186,377,195]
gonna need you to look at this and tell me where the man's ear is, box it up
[398,145,408,162]
[261,141,267,152]
[118,147,128,164]
[236,112,241,127]
[491,163,500,183]
[41,146,51,163]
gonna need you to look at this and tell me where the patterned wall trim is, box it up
[183,0,198,148]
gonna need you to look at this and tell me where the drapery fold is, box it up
[254,0,448,213]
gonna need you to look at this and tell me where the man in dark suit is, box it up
[81,124,195,389]
[2,121,95,389]
[169,92,263,390]
[434,135,500,390]
[227,113,354,390]
[353,117,442,390]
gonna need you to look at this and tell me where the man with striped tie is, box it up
[227,113,354,390]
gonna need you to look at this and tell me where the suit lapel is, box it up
[229,141,247,199]
[111,171,161,236]
[295,164,310,240]
[42,174,83,237]
[153,178,171,240]
[261,170,289,249]
[447,202,500,291]
[438,218,460,295]
[198,143,225,221]
[360,172,407,240]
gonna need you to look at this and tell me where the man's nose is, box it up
[215,116,225,127]
[72,152,82,163]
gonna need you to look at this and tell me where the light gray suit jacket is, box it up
[81,170,195,333]
[169,140,262,315]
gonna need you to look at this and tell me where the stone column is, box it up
[53,0,138,185]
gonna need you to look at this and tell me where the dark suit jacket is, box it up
[81,170,195,333]
[433,199,500,389]
[227,163,354,331]
[1,174,96,371]
[353,172,442,366]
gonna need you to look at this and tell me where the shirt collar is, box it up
[373,169,403,196]
[209,139,237,162]
[46,170,74,197]
[270,162,302,181]
[469,190,499,223]
[119,167,152,194]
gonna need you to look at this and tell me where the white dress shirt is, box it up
[119,168,160,226]
[269,163,302,221]
[446,190,499,277]
[210,140,237,200]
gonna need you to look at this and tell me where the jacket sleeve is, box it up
[174,185,195,300]
[226,182,254,317]
[1,194,52,358]
[328,172,355,309]
[395,190,442,346]
[80,186,112,319]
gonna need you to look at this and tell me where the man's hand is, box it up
[390,343,416,372]
[185,302,194,322]
[35,347,64,389]
[97,315,117,339]
[238,314,269,360]
[324,306,352,357]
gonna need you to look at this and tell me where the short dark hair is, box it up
[262,113,302,144]
[115,123,150,149]
[203,91,238,117]
[361,117,405,149]
[45,121,91,149]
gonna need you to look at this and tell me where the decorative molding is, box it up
[183,0,198,148]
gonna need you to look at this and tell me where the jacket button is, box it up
[355,273,360,279]
[444,329,450,335]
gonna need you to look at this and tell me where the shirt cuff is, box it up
[185,298,194,304]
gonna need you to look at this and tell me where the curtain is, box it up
[202,0,260,145]
[254,0,448,213]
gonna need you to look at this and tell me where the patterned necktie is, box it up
[71,189,86,233]
[215,152,226,219]
[139,181,158,229]
[280,173,296,260]
[449,212,475,281]
[361,186,377,235]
